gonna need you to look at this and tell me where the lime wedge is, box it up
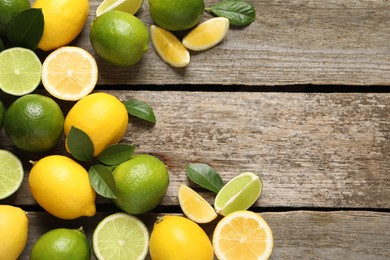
[96,0,143,16]
[0,150,24,199]
[214,172,262,216]
[93,212,149,260]
[0,47,41,96]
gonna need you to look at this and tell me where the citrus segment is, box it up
[213,210,274,260]
[150,25,190,67]
[214,172,262,216]
[178,184,217,223]
[42,46,98,101]
[183,17,230,51]
[96,0,143,16]
[93,212,149,260]
[0,47,41,96]
[0,150,24,199]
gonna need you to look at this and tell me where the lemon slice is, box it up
[41,46,98,101]
[96,0,143,16]
[93,212,149,260]
[0,150,24,199]
[0,47,41,96]
[178,184,217,223]
[214,172,262,216]
[150,25,190,67]
[213,210,274,260]
[183,17,229,51]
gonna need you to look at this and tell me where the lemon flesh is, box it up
[96,0,143,16]
[0,47,41,96]
[214,172,262,216]
[0,150,24,200]
[93,213,149,260]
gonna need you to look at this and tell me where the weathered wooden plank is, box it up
[43,0,390,86]
[1,91,389,208]
[18,211,390,259]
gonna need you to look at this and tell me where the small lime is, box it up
[31,228,90,260]
[112,154,169,214]
[0,0,30,37]
[0,150,24,199]
[90,10,149,67]
[4,94,64,152]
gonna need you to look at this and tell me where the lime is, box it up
[0,47,42,96]
[112,154,169,214]
[214,172,262,216]
[0,101,4,130]
[90,10,149,67]
[148,0,204,31]
[31,228,90,260]
[93,212,149,260]
[0,0,30,37]
[4,94,64,152]
[0,150,24,199]
[96,0,143,16]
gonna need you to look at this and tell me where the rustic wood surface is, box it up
[1,0,389,259]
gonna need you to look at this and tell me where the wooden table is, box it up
[1,0,389,259]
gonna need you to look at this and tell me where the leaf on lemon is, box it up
[97,143,136,166]
[89,164,117,199]
[186,163,224,193]
[67,126,94,162]
[207,0,256,27]
[7,8,44,49]
[124,99,156,124]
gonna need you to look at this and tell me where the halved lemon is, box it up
[150,25,190,67]
[183,17,229,51]
[41,46,98,101]
[178,184,217,224]
[96,0,143,16]
[213,210,274,260]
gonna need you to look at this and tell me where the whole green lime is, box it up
[0,0,30,37]
[112,154,169,214]
[31,228,90,260]
[90,10,149,67]
[149,0,204,31]
[4,94,64,152]
[0,101,4,130]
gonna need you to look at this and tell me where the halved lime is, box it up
[0,47,41,96]
[93,212,149,260]
[96,0,143,16]
[0,150,24,199]
[214,172,262,216]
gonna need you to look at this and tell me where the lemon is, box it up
[0,205,28,260]
[0,150,24,200]
[213,210,274,260]
[148,0,204,31]
[0,0,30,37]
[96,0,143,16]
[64,92,128,157]
[90,10,149,67]
[149,215,213,260]
[4,94,64,153]
[32,0,89,51]
[31,228,90,260]
[150,25,190,67]
[112,154,169,214]
[183,17,230,51]
[28,155,96,220]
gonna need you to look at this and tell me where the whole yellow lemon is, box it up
[0,205,28,260]
[149,215,214,260]
[28,155,96,219]
[32,0,89,51]
[64,92,129,157]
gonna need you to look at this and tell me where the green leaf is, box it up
[186,163,224,193]
[7,8,44,49]
[207,0,256,27]
[67,126,94,162]
[124,99,156,124]
[97,143,136,166]
[89,164,117,199]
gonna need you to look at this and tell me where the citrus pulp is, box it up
[0,150,24,199]
[96,0,143,16]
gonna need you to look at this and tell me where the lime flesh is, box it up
[214,172,262,216]
[0,47,42,96]
[0,150,24,199]
[96,0,143,16]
